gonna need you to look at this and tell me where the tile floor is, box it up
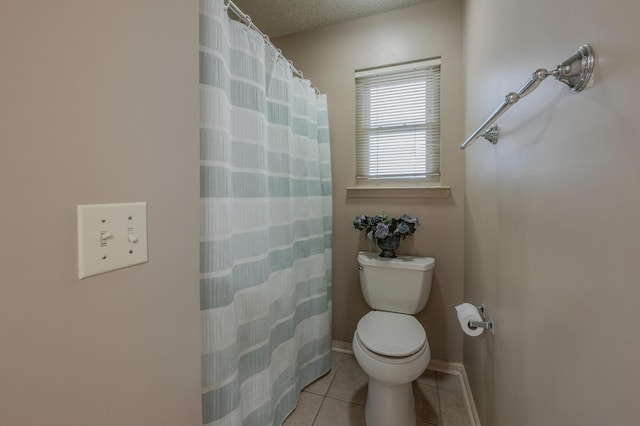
[283,351,473,426]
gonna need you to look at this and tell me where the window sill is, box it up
[346,186,451,199]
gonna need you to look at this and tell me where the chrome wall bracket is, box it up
[469,303,495,335]
[553,44,595,92]
[469,319,495,335]
[460,44,596,150]
[482,124,499,144]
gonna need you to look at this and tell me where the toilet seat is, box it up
[356,311,426,357]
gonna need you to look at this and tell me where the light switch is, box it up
[77,202,148,279]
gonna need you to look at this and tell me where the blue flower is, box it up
[353,218,362,229]
[397,222,410,234]
[375,223,389,239]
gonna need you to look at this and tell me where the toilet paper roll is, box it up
[455,303,484,337]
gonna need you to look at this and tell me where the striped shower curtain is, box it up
[199,0,333,425]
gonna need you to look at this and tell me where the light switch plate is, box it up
[77,202,148,279]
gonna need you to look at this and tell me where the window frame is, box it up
[355,58,442,186]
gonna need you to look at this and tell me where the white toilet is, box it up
[352,251,435,426]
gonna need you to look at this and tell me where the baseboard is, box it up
[426,358,463,375]
[458,363,482,426]
[331,339,353,354]
[331,340,481,426]
[421,359,480,426]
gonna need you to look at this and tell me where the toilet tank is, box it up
[357,251,435,315]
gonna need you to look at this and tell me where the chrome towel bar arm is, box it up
[460,44,595,150]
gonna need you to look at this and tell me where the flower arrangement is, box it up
[353,213,420,241]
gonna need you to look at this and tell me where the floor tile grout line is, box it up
[310,395,326,426]
[435,386,444,426]
[322,394,366,407]
[326,353,369,407]
[435,372,444,426]
[310,361,340,425]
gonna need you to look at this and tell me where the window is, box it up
[355,58,441,184]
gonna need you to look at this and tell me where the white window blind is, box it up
[355,59,441,181]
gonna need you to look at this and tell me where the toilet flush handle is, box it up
[358,265,363,271]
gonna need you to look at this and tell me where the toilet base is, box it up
[364,378,416,426]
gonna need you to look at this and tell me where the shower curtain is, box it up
[199,0,332,424]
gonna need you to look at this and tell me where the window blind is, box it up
[355,59,441,181]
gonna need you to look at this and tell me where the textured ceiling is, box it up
[231,0,429,38]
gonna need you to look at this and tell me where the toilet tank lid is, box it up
[357,251,435,271]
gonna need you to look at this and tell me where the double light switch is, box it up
[77,202,148,279]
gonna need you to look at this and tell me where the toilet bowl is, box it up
[352,252,435,426]
[352,311,431,426]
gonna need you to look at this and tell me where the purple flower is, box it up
[375,223,389,239]
[406,216,420,226]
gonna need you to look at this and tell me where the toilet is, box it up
[352,251,435,426]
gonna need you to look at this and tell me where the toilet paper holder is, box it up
[468,304,495,335]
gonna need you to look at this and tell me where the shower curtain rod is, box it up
[224,0,320,95]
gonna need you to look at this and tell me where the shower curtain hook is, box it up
[288,59,302,78]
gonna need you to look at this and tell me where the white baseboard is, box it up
[459,363,482,426]
[331,340,481,426]
[422,360,480,426]
[331,339,353,354]
[429,360,480,426]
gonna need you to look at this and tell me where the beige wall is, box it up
[0,1,201,425]
[275,0,466,362]
[464,0,640,424]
